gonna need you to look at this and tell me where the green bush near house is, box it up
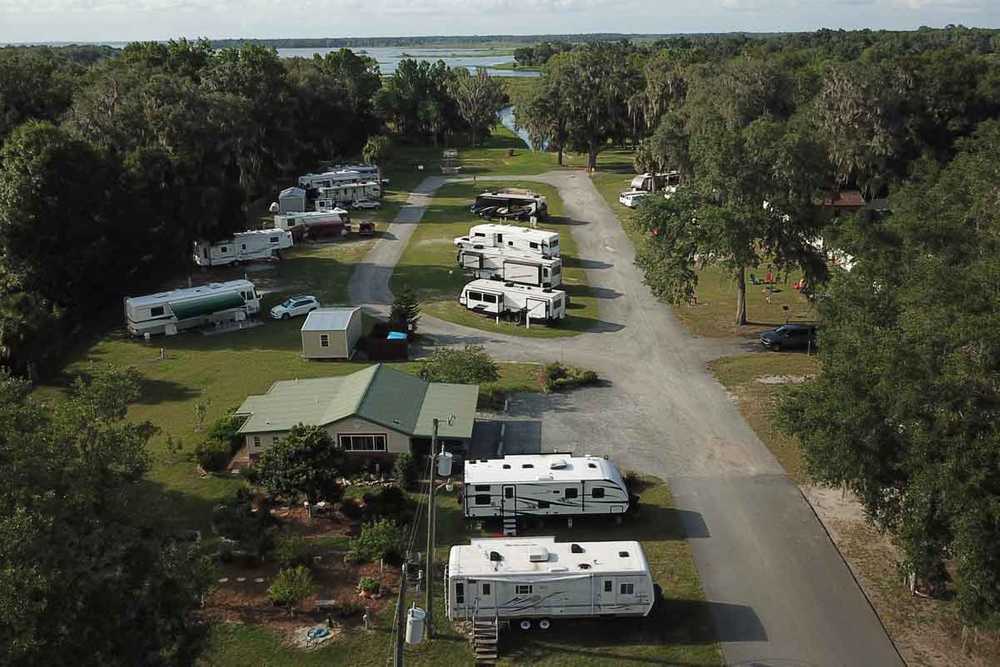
[267,566,315,613]
[196,438,233,472]
[356,576,380,595]
[273,532,313,568]
[346,519,404,564]
[392,452,419,491]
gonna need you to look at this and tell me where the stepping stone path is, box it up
[236,577,246,583]
[254,578,265,584]
[217,578,229,584]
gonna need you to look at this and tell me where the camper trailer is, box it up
[124,280,260,337]
[628,171,680,194]
[459,279,567,321]
[458,246,562,288]
[470,189,548,221]
[193,230,293,268]
[446,537,655,627]
[273,210,350,241]
[463,455,629,520]
[454,224,560,258]
[298,169,365,190]
[315,180,382,209]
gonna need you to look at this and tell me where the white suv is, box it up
[619,190,650,208]
[270,295,319,320]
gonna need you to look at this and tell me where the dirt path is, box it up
[347,171,902,666]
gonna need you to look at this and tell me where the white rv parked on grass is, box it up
[193,230,293,267]
[459,279,567,321]
[124,280,260,337]
[446,537,655,628]
[463,455,629,520]
[458,246,562,288]
[315,180,382,209]
[454,223,560,257]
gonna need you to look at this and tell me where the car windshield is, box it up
[280,298,295,308]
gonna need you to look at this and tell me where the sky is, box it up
[0,0,997,44]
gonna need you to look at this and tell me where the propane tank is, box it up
[437,450,454,477]
[405,604,426,644]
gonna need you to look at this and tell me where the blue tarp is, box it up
[387,331,407,341]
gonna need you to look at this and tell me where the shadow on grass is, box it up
[563,256,614,270]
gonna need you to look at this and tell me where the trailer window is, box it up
[474,232,485,238]
[270,236,279,243]
[241,244,247,250]
[481,293,497,304]
[604,580,613,593]
[552,265,561,275]
[543,268,549,277]
[592,488,605,498]
[467,291,483,301]
[474,495,491,505]
[620,583,634,595]
[150,306,165,317]
[455,583,464,604]
[504,488,514,499]
[537,500,550,509]
[565,488,579,499]
[482,583,491,595]
[529,242,539,249]
[220,246,228,253]
[320,335,330,348]
[516,585,532,595]
[474,485,490,491]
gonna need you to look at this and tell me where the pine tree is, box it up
[390,286,421,334]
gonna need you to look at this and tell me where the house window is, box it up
[339,434,388,452]
[150,306,165,317]
[252,436,261,448]
[592,488,605,499]
[604,581,613,593]
[565,488,579,499]
[475,495,491,505]
[455,583,464,604]
[620,583,634,595]
[516,585,532,595]
[320,334,330,348]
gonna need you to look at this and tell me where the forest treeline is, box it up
[510,25,1000,631]
[0,40,505,375]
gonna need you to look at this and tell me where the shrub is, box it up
[347,519,404,564]
[363,486,415,524]
[268,566,314,613]
[212,491,275,559]
[195,438,232,472]
[393,453,419,491]
[419,345,499,384]
[541,362,599,392]
[357,576,380,595]
[332,600,366,619]
[273,532,312,568]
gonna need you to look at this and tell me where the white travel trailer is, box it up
[463,455,629,520]
[458,246,563,288]
[298,169,363,190]
[315,180,382,208]
[124,280,261,337]
[629,171,680,194]
[273,210,350,241]
[193,230,293,267]
[454,223,560,258]
[459,279,567,322]
[446,537,655,627]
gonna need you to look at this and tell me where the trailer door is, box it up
[477,579,496,615]
[503,261,540,286]
[501,485,517,516]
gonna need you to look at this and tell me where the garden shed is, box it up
[301,307,363,360]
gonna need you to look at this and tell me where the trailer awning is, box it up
[171,292,244,320]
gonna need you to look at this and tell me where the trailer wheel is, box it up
[538,619,551,630]
[281,313,290,320]
[518,619,532,631]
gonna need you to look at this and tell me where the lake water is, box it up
[500,106,539,151]
[276,46,540,77]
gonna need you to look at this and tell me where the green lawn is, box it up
[390,180,601,338]
[198,478,721,666]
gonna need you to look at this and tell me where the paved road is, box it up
[348,171,902,666]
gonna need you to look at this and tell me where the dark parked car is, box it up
[759,324,817,351]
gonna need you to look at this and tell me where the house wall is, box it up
[243,415,411,460]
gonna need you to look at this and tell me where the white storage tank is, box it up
[437,450,454,477]
[405,605,426,644]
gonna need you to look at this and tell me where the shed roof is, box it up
[301,307,361,332]
[235,364,477,439]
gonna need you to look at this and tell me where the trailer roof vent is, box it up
[489,551,503,562]
[570,543,584,554]
[618,551,630,558]
[542,288,553,293]
[548,566,568,573]
[549,459,568,470]
[528,547,550,563]
[578,563,592,570]
[502,464,511,469]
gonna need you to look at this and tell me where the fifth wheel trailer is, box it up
[459,279,567,321]
[454,223,560,258]
[124,280,261,337]
[462,455,629,520]
[193,230,293,267]
[273,210,350,242]
[458,246,562,288]
[446,537,654,627]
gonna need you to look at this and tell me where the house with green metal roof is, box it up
[234,364,479,460]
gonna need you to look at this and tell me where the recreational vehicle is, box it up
[459,279,567,321]
[463,455,629,520]
[446,537,655,627]
[124,280,260,337]
[193,230,293,268]
[315,180,381,209]
[273,210,350,241]
[454,223,560,257]
[628,171,680,194]
[470,189,548,221]
[458,246,562,288]
[298,169,366,190]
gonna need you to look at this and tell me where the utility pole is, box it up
[424,417,439,639]
[394,561,407,667]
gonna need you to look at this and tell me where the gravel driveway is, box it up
[348,171,902,666]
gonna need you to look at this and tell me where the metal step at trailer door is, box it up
[502,516,517,536]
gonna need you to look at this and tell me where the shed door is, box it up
[502,485,517,516]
